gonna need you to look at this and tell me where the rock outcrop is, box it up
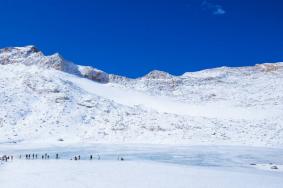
[0,45,109,83]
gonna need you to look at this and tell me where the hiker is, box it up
[74,156,77,160]
[78,155,80,160]
[56,153,59,159]
[90,155,93,160]
[42,155,44,160]
[35,154,38,159]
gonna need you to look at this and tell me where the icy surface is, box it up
[0,145,283,188]
[1,144,283,168]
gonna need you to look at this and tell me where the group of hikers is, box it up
[0,155,13,162]
[1,153,125,162]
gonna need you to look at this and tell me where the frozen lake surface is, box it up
[1,144,283,168]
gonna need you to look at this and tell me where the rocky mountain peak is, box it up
[143,70,174,79]
[0,45,109,83]
[255,63,283,72]
[0,45,39,54]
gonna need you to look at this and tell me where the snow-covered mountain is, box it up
[0,45,283,147]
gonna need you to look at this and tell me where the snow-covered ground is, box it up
[1,145,283,188]
[1,160,283,188]
[1,46,283,187]
[1,46,283,146]
[0,56,283,146]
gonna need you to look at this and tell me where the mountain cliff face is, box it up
[0,45,283,147]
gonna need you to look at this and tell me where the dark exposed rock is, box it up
[271,165,279,170]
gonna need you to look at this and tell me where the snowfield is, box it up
[1,160,283,188]
[1,46,283,187]
[0,46,283,147]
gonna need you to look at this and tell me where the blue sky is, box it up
[0,0,283,77]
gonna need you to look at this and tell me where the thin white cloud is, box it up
[213,6,226,15]
[201,0,226,15]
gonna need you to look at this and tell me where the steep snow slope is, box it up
[0,46,283,147]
